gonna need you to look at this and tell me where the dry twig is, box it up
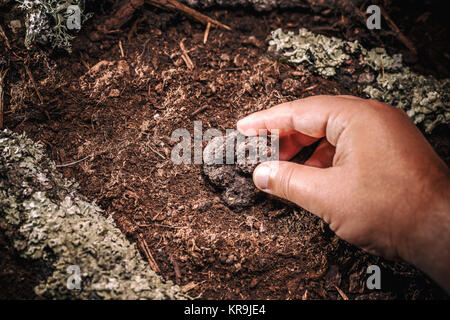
[118,40,125,57]
[0,68,8,129]
[56,155,90,168]
[100,0,230,33]
[148,143,166,159]
[0,24,11,50]
[179,38,195,70]
[181,281,198,292]
[24,63,43,104]
[304,84,319,92]
[203,22,211,44]
[170,254,182,284]
[146,0,231,31]
[137,234,161,273]
[379,6,417,56]
[191,105,208,117]
[356,5,417,56]
[334,285,349,300]
[100,0,145,32]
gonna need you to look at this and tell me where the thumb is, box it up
[253,161,340,222]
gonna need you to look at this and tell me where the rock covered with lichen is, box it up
[16,0,92,52]
[269,28,450,133]
[362,64,450,132]
[0,129,188,299]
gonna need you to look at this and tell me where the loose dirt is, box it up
[2,3,449,299]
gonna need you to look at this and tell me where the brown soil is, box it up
[1,2,449,299]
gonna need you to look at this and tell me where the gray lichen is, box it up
[269,28,361,77]
[269,28,450,133]
[362,65,450,132]
[16,0,92,52]
[0,129,188,299]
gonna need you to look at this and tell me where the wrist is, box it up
[399,173,450,293]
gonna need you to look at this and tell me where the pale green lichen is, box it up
[0,129,189,299]
[269,28,450,133]
[362,68,450,132]
[269,28,362,77]
[16,0,92,52]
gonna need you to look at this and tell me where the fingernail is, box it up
[253,164,271,190]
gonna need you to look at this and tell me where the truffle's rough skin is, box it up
[202,131,275,211]
[269,28,450,133]
[0,129,188,299]
[16,0,92,52]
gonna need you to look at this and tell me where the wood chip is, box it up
[0,24,11,50]
[304,84,319,92]
[203,22,211,44]
[302,289,308,300]
[179,39,195,70]
[334,285,349,300]
[170,254,182,284]
[137,234,161,273]
[181,282,198,292]
[0,68,8,129]
[119,40,125,57]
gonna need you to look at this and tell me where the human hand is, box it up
[237,95,450,292]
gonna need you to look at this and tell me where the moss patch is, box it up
[269,28,449,133]
[0,129,189,299]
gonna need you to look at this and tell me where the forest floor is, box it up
[1,1,449,299]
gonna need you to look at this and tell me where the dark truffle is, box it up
[202,131,275,212]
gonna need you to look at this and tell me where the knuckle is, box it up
[395,107,409,118]
[366,98,390,110]
[277,164,296,200]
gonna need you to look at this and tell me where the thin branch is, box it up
[0,68,8,129]
[56,155,90,168]
[380,6,417,56]
[137,234,161,273]
[203,22,211,44]
[24,63,43,104]
[146,0,231,31]
[0,24,11,50]
[179,38,195,70]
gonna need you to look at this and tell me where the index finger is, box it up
[237,95,364,146]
